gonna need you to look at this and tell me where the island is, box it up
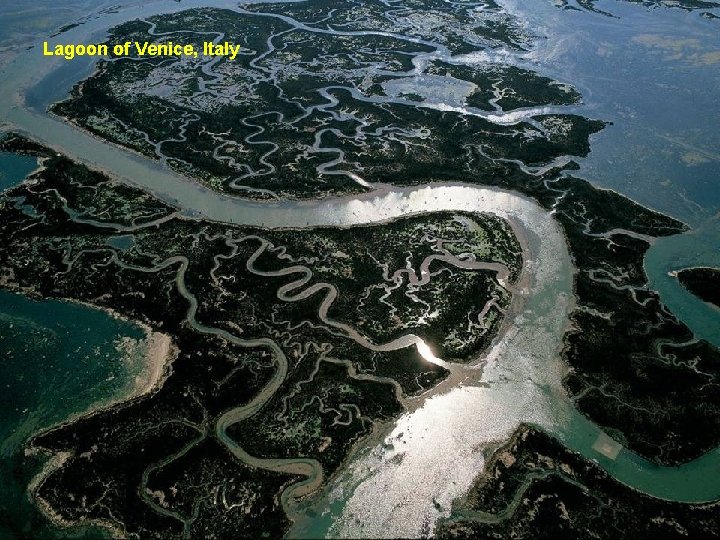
[675,267,720,308]
[0,0,719,537]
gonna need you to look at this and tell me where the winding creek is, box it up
[1,0,720,537]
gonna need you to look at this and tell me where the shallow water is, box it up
[0,141,151,536]
[0,153,37,192]
[497,0,720,226]
[645,220,720,348]
[0,290,149,538]
[467,0,720,353]
[500,0,720,363]
[289,195,574,538]
[0,0,719,537]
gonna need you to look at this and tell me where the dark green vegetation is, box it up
[555,195,720,464]
[437,425,720,539]
[424,61,580,112]
[52,3,720,467]
[676,267,720,308]
[52,5,591,198]
[0,135,519,537]
[125,2,720,469]
[8,0,720,535]
[243,0,533,54]
[35,0,720,486]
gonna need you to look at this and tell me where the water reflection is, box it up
[1,0,719,536]
[290,182,574,538]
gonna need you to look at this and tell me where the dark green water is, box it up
[0,153,37,192]
[0,139,150,539]
[0,290,146,539]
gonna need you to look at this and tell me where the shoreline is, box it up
[12,287,178,433]
[1,25,702,535]
[287,190,575,537]
[28,451,127,539]
[291,225,535,525]
[2,134,576,537]
[0,284,178,538]
[670,265,720,275]
[27,46,691,236]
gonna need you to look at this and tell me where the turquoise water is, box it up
[0,0,718,535]
[506,0,720,384]
[0,65,173,533]
[645,220,720,348]
[0,290,146,539]
[0,146,147,538]
[0,153,37,192]
[555,403,720,504]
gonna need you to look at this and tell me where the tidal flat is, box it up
[0,138,526,537]
[1,121,719,536]
[0,0,719,537]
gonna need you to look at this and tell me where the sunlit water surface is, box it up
[0,0,719,537]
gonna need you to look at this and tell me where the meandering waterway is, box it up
[1,0,719,537]
[0,290,151,539]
